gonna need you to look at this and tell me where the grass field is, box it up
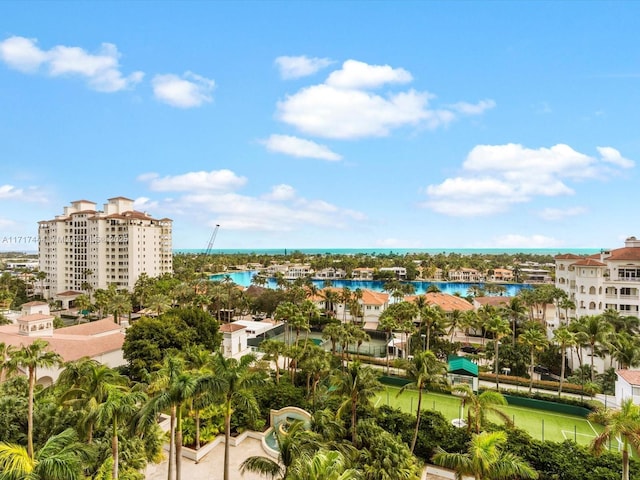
[374,386,610,448]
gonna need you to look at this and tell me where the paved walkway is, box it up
[145,437,267,480]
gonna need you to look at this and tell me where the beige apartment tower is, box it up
[38,197,172,298]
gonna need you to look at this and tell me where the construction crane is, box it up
[204,224,220,256]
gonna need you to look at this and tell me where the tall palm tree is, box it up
[334,362,383,445]
[552,326,575,396]
[502,296,526,345]
[0,428,93,480]
[452,384,511,434]
[140,356,198,480]
[97,383,147,480]
[260,339,287,384]
[322,322,342,357]
[377,312,398,375]
[483,313,511,389]
[519,327,549,394]
[571,315,612,382]
[74,294,92,323]
[5,339,62,459]
[433,430,538,480]
[421,303,444,351]
[201,353,266,480]
[589,398,640,480]
[107,292,132,325]
[398,351,448,452]
[57,359,127,443]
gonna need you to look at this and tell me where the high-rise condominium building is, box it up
[38,197,172,298]
[555,236,640,322]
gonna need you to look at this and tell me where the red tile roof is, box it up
[219,323,246,333]
[474,296,512,307]
[617,369,640,386]
[57,318,122,336]
[554,254,582,260]
[19,313,54,323]
[407,293,473,312]
[360,290,389,306]
[21,301,48,307]
[605,247,640,261]
[571,258,606,267]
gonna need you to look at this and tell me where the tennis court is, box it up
[374,385,603,447]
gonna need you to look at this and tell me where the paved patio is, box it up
[145,437,268,480]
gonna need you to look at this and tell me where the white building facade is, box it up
[555,237,640,321]
[38,197,172,298]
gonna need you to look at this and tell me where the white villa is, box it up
[555,236,640,321]
[0,302,125,385]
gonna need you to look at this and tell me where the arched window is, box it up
[589,286,596,294]
[589,302,596,310]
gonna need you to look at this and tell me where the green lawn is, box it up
[374,386,605,447]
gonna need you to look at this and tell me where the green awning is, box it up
[448,356,478,377]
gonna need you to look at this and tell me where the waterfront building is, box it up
[351,267,374,280]
[555,236,640,321]
[38,197,172,299]
[448,268,484,282]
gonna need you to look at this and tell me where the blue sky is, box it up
[1,1,639,251]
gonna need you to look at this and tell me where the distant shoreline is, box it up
[176,247,600,256]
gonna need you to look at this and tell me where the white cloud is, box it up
[138,170,366,233]
[0,36,47,72]
[423,143,635,217]
[492,234,563,248]
[263,184,296,201]
[276,59,493,139]
[152,71,215,108]
[0,185,25,199]
[133,197,159,211]
[275,55,333,79]
[262,134,342,161]
[139,170,246,192]
[0,218,16,229]
[325,59,412,89]
[0,36,143,92]
[449,99,496,115]
[597,146,635,168]
[538,206,587,221]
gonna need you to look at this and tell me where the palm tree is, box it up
[484,313,511,389]
[398,351,448,452]
[323,323,342,358]
[74,294,91,323]
[519,327,549,394]
[571,315,612,382]
[334,362,383,445]
[97,383,147,480]
[377,312,398,375]
[452,384,511,434]
[502,296,526,345]
[260,339,287,384]
[147,293,172,316]
[0,428,93,480]
[287,449,361,480]
[140,355,198,480]
[552,326,576,396]
[590,399,640,480]
[432,430,538,480]
[240,420,317,480]
[201,353,266,480]
[57,359,127,443]
[421,303,444,351]
[107,292,132,325]
[5,339,62,459]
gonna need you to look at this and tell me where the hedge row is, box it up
[478,372,588,395]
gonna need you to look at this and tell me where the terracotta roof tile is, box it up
[57,318,122,336]
[571,258,607,267]
[606,247,640,261]
[555,254,583,260]
[18,313,54,322]
[474,296,512,307]
[617,369,640,386]
[408,293,473,312]
[220,323,246,333]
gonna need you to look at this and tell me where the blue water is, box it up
[211,271,531,296]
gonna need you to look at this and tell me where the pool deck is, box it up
[145,436,267,480]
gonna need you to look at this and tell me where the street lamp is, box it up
[421,334,426,351]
